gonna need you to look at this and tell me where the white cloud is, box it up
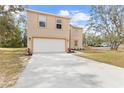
[71,12,90,22]
[58,10,70,17]
[58,10,90,28]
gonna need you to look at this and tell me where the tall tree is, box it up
[0,5,26,47]
[88,5,124,50]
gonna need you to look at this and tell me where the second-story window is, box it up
[39,16,46,27]
[56,19,62,29]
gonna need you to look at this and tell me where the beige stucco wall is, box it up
[70,26,83,49]
[27,10,70,52]
[27,10,83,53]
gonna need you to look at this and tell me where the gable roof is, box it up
[70,25,83,29]
[26,9,71,20]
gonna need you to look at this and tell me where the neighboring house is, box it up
[27,9,83,53]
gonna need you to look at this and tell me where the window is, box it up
[56,19,62,29]
[74,40,78,46]
[39,16,46,27]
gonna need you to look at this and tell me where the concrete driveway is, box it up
[15,53,124,88]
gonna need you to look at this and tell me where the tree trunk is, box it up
[111,46,118,50]
[110,43,120,51]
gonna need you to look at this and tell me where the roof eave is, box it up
[26,9,71,20]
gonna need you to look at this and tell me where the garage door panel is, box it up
[33,38,65,53]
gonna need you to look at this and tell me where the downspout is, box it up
[69,29,71,52]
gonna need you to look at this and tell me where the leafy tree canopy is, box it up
[88,5,124,50]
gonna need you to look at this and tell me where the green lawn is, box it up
[0,48,30,88]
[76,45,124,68]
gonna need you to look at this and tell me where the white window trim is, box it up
[39,15,46,28]
[56,19,62,29]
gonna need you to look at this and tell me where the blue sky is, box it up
[28,5,91,28]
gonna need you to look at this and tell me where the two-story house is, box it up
[27,9,83,54]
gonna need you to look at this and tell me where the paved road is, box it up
[15,53,124,88]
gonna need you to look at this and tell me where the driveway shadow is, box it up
[50,73,103,88]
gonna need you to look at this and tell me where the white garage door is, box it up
[33,38,65,53]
